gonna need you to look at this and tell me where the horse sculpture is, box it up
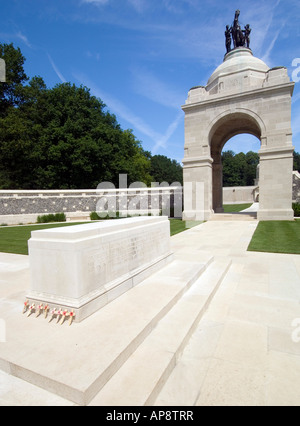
[225,10,251,53]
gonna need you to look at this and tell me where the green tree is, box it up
[0,77,152,188]
[294,151,300,172]
[222,150,259,186]
[222,150,240,186]
[245,151,259,185]
[0,43,177,190]
[0,43,29,116]
[150,155,183,185]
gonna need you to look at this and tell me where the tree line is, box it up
[0,43,183,189]
[222,150,300,187]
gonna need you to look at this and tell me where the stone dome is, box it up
[207,47,269,89]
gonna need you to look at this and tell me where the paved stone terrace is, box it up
[0,219,300,406]
[156,220,300,406]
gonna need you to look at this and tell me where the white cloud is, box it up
[261,21,286,66]
[73,72,161,139]
[131,67,184,109]
[127,0,147,13]
[152,111,183,153]
[73,72,183,155]
[0,31,33,49]
[247,0,283,63]
[47,54,67,83]
[81,0,110,4]
[292,92,300,105]
[86,51,101,61]
[81,0,146,11]
[15,31,32,48]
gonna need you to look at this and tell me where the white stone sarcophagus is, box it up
[27,216,173,322]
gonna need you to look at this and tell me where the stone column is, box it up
[258,146,294,220]
[212,159,224,213]
[182,157,213,221]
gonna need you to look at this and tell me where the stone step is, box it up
[210,213,257,221]
[0,251,213,406]
[88,259,232,406]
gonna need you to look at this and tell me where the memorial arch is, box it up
[182,12,295,221]
[209,109,263,213]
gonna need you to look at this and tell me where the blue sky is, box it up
[1,0,300,164]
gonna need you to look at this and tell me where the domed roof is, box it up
[207,47,269,87]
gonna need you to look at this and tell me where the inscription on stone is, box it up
[85,227,166,291]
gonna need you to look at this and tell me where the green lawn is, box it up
[248,220,300,254]
[169,219,203,236]
[223,203,252,213]
[2,219,299,257]
[0,222,86,255]
[0,219,203,256]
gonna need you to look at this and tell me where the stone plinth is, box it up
[27,216,173,321]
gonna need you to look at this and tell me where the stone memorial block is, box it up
[27,216,173,322]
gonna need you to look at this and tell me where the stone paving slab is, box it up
[154,221,300,406]
[1,220,300,406]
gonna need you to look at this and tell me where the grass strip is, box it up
[247,220,300,254]
[0,219,203,256]
[0,222,86,255]
[223,203,252,213]
[169,219,202,236]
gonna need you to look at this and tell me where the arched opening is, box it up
[221,134,261,211]
[209,112,262,212]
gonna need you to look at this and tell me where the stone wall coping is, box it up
[0,187,182,196]
[293,170,300,179]
[223,185,257,190]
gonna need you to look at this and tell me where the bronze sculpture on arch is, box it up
[225,10,251,53]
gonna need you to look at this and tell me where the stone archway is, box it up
[209,111,262,212]
[182,47,295,221]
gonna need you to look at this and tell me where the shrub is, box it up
[90,211,122,220]
[37,213,66,223]
[293,203,300,217]
[90,211,101,221]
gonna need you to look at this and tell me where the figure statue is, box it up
[231,10,245,48]
[225,25,232,53]
[231,10,239,48]
[244,24,251,49]
[225,10,252,54]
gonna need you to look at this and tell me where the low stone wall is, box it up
[1,174,298,225]
[0,188,183,225]
[223,172,300,205]
[223,186,257,204]
[293,171,300,203]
